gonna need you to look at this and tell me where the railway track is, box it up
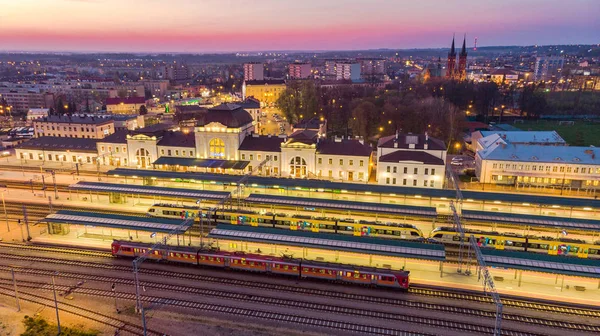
[0,264,597,334]
[0,285,157,336]
[0,277,547,336]
[0,249,598,322]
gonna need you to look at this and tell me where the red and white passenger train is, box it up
[111,240,410,290]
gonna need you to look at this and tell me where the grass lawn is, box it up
[514,120,600,147]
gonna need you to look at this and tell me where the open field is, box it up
[515,120,600,146]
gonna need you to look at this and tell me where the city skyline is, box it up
[0,0,598,53]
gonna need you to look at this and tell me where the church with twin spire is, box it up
[446,34,468,81]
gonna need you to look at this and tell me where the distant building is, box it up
[237,97,262,125]
[0,89,55,113]
[141,80,169,98]
[106,97,146,115]
[33,115,115,139]
[111,114,145,131]
[26,108,50,121]
[376,133,447,188]
[160,63,191,81]
[324,59,339,77]
[490,68,519,84]
[534,56,565,81]
[288,63,312,79]
[292,117,326,137]
[242,80,286,107]
[244,62,264,81]
[335,62,361,81]
[358,58,386,79]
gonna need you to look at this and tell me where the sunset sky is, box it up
[0,0,598,53]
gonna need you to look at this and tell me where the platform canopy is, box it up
[45,210,194,233]
[209,224,445,261]
[462,210,600,231]
[482,249,600,278]
[245,193,437,217]
[69,181,231,201]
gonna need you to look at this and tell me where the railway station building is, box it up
[15,103,373,183]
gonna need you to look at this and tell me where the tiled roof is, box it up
[239,135,284,152]
[98,131,128,144]
[105,97,146,105]
[379,151,445,165]
[34,115,113,125]
[317,138,371,157]
[157,131,195,148]
[195,104,254,128]
[237,98,261,109]
[17,136,98,152]
[378,133,446,151]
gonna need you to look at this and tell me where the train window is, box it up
[327,270,333,275]
[410,231,420,236]
[540,244,549,250]
[514,242,523,248]
[293,267,298,271]
[216,258,221,262]
[319,269,325,274]
[393,231,401,236]
[354,273,360,279]
[148,208,155,212]
[250,262,255,266]
[433,233,443,238]
[529,243,539,249]
[303,268,309,272]
[209,257,214,261]
[452,236,461,242]
[590,249,598,255]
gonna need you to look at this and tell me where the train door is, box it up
[548,242,558,255]
[353,226,362,236]
[577,246,589,258]
[311,223,319,233]
[495,238,505,250]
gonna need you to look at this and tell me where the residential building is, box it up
[111,114,145,131]
[335,62,361,81]
[476,144,600,189]
[358,58,385,79]
[289,63,312,79]
[244,62,264,81]
[26,108,50,121]
[376,133,447,188]
[534,56,565,81]
[0,89,55,113]
[324,59,340,77]
[141,80,169,98]
[242,80,286,107]
[106,97,146,115]
[33,115,115,139]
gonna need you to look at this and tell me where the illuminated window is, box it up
[289,156,307,177]
[209,138,225,158]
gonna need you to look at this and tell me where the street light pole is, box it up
[51,274,61,335]
[52,170,58,199]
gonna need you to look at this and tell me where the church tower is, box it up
[446,35,456,79]
[458,34,468,81]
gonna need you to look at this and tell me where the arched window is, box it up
[135,148,151,168]
[289,156,307,178]
[209,138,225,158]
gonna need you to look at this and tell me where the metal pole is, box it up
[42,175,47,198]
[133,261,142,313]
[22,205,31,241]
[52,171,58,199]
[29,179,34,194]
[2,192,8,232]
[11,269,20,311]
[141,307,148,336]
[52,275,61,335]
[111,283,118,313]
[48,196,53,213]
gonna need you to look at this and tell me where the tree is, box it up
[85,99,91,113]
[139,105,148,115]
[56,98,67,115]
[275,80,320,124]
[349,100,378,139]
